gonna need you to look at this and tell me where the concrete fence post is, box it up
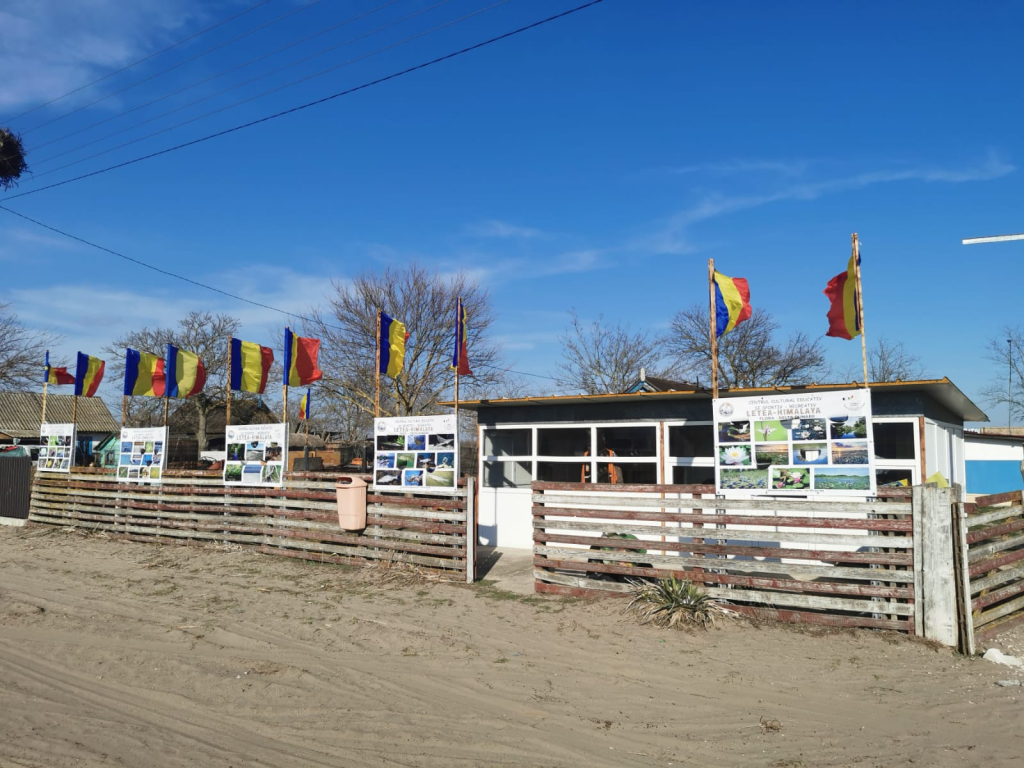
[914,484,957,647]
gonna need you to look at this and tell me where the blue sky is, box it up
[2,0,1023,420]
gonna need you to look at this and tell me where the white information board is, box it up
[117,427,168,483]
[374,414,457,490]
[38,423,76,473]
[223,423,288,487]
[713,388,875,497]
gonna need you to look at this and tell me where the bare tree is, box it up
[104,312,243,451]
[982,328,1024,425]
[845,336,925,383]
[665,305,830,388]
[303,264,506,436]
[555,310,677,394]
[0,302,62,391]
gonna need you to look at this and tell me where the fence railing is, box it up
[533,481,917,632]
[958,489,1024,650]
[30,469,473,579]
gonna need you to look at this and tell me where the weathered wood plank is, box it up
[533,493,910,515]
[973,490,1024,507]
[533,505,913,531]
[967,533,1024,564]
[966,516,1024,545]
[533,557,913,598]
[533,545,913,583]
[969,547,1024,579]
[966,504,1024,528]
[972,578,1024,612]
[970,563,1024,595]
[974,593,1024,628]
[533,532,913,565]
[533,518,912,549]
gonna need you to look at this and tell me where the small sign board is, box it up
[116,427,168,483]
[223,423,288,487]
[38,423,76,473]
[712,388,876,497]
[374,414,457,490]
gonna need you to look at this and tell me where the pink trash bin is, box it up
[336,476,367,530]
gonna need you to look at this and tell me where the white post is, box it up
[465,477,475,585]
[915,484,957,647]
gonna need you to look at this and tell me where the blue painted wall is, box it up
[966,460,1023,495]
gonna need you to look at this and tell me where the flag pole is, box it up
[71,394,79,428]
[374,310,382,418]
[708,258,719,399]
[41,380,49,424]
[121,395,127,427]
[852,233,868,386]
[225,335,233,427]
[283,327,289,424]
[162,394,169,426]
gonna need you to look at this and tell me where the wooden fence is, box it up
[29,469,473,580]
[958,488,1024,651]
[533,481,917,632]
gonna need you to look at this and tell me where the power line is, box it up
[20,0,331,136]
[30,0,460,173]
[30,0,407,158]
[0,203,561,383]
[2,0,274,125]
[2,0,606,204]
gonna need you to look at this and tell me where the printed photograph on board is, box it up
[771,467,810,490]
[377,434,405,451]
[718,443,751,467]
[753,420,787,442]
[814,467,871,491]
[792,443,828,465]
[830,416,867,439]
[222,424,288,488]
[754,444,789,467]
[224,463,242,483]
[435,452,455,469]
[404,469,424,487]
[720,468,769,490]
[38,423,76,474]
[428,433,456,449]
[376,469,400,486]
[373,415,458,490]
[376,453,396,469]
[117,427,169,484]
[832,440,869,464]
[717,421,751,444]
[406,434,426,451]
[426,469,455,487]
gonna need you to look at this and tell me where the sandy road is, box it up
[1,525,1022,767]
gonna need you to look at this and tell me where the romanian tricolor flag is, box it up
[300,389,311,420]
[450,298,472,376]
[44,351,75,385]
[229,338,273,394]
[74,353,105,397]
[124,348,165,397]
[166,344,207,399]
[283,328,323,387]
[379,312,408,378]
[713,270,753,337]
[824,253,861,340]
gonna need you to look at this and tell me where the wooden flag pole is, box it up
[852,233,869,387]
[162,394,170,426]
[374,310,382,418]
[121,395,128,427]
[708,258,720,399]
[41,379,49,424]
[282,383,288,425]
[225,335,233,427]
[71,394,79,427]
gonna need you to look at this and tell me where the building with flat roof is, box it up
[454,378,987,549]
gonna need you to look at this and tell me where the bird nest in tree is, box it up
[0,129,28,190]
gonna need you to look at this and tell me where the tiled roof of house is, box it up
[0,392,119,439]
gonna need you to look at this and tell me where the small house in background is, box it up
[0,392,119,464]
[455,377,987,549]
[964,428,1024,497]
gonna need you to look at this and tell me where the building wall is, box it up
[964,435,1024,495]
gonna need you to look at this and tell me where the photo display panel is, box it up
[223,423,288,488]
[712,388,876,497]
[374,414,457,490]
[117,427,168,483]
[38,423,76,473]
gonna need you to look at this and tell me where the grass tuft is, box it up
[624,576,721,630]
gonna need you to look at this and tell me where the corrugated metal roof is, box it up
[446,378,989,423]
[0,392,120,438]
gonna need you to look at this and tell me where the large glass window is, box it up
[537,428,589,457]
[669,424,714,458]
[483,460,532,488]
[483,429,531,457]
[537,461,585,482]
[596,426,657,457]
[672,465,715,485]
[874,422,916,460]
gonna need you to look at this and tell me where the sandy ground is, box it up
[1,526,1023,768]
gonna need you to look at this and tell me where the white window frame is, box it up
[663,420,716,484]
[872,417,920,487]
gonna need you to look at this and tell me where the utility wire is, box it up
[30,0,406,158]
[20,0,331,136]
[31,0,458,172]
[1,0,605,203]
[2,0,274,125]
[0,204,561,382]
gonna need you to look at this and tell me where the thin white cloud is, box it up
[0,0,205,112]
[463,219,546,239]
[662,159,810,177]
[645,151,1016,255]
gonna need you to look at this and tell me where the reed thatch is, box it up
[0,128,28,190]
